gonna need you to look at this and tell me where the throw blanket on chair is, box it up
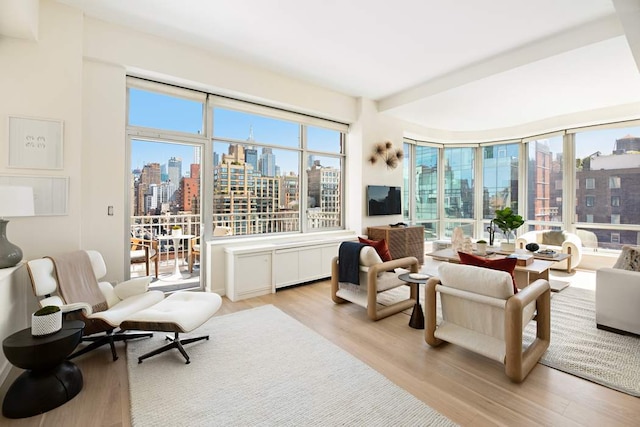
[48,251,108,313]
[338,241,366,286]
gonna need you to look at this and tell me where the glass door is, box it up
[129,138,204,292]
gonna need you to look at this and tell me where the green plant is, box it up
[34,305,61,316]
[171,225,181,229]
[492,207,524,243]
[476,239,487,244]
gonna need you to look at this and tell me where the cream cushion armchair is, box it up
[425,263,550,382]
[516,230,582,272]
[331,246,420,320]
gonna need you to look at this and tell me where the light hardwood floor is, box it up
[1,272,638,426]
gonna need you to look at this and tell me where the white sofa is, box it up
[596,268,640,336]
[516,230,582,272]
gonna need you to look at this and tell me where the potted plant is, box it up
[476,239,488,255]
[31,305,62,337]
[492,207,524,252]
[171,225,182,236]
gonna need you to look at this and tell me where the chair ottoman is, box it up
[121,291,222,364]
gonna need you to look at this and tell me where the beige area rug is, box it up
[127,305,457,426]
[379,285,640,397]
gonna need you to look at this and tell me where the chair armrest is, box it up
[114,276,152,300]
[61,302,93,316]
[561,234,582,258]
[516,231,538,249]
[367,256,420,276]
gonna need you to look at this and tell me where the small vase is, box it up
[500,242,516,252]
[172,228,182,236]
[31,310,62,337]
[476,243,487,255]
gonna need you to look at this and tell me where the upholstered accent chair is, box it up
[331,245,420,321]
[425,263,551,382]
[516,230,582,272]
[27,250,165,361]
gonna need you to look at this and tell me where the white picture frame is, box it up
[7,116,64,170]
[0,175,68,216]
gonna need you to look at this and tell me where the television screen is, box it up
[367,185,401,216]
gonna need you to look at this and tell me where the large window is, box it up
[482,143,519,218]
[212,106,345,236]
[443,147,474,236]
[415,144,439,239]
[574,125,640,249]
[128,78,346,243]
[526,136,563,228]
[404,121,640,254]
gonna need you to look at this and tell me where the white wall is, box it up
[0,0,83,261]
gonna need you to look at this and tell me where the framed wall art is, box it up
[0,175,68,216]
[7,116,64,170]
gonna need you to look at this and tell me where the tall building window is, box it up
[611,195,620,207]
[526,136,563,227]
[585,196,595,207]
[611,214,621,224]
[585,178,595,189]
[609,176,621,189]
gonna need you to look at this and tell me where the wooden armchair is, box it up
[331,245,420,321]
[425,262,550,382]
[130,237,159,278]
[189,236,200,273]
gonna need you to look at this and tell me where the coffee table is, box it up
[425,248,555,289]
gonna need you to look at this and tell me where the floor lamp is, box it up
[0,186,35,269]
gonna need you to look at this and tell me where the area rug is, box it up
[523,286,640,397]
[127,305,456,426]
[379,285,640,397]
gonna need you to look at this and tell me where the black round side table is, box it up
[398,273,429,329]
[2,320,85,419]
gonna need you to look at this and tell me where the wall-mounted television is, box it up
[367,185,401,216]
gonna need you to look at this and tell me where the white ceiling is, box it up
[47,1,640,132]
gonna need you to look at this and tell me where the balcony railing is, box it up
[130,210,340,240]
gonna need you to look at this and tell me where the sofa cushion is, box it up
[458,252,518,294]
[612,245,640,272]
[542,230,566,246]
[358,237,392,261]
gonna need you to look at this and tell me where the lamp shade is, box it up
[0,186,35,217]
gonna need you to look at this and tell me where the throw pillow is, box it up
[457,251,518,294]
[541,230,566,246]
[358,237,392,262]
[612,245,640,271]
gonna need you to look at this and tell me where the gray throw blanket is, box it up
[48,251,108,314]
[338,241,366,286]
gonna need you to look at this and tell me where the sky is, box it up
[128,88,341,176]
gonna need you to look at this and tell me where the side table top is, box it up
[3,320,85,349]
[398,272,431,284]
